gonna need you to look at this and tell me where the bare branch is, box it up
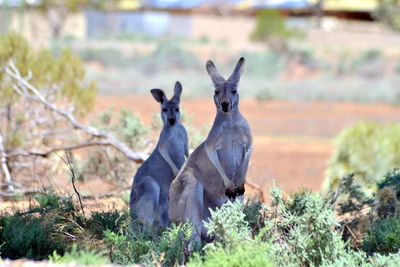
[3,61,147,163]
[6,140,112,158]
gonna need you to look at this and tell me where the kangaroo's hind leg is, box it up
[131,176,160,232]
[169,170,204,249]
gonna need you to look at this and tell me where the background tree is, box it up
[31,0,106,39]
[250,9,303,52]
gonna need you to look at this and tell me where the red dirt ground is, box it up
[94,95,400,195]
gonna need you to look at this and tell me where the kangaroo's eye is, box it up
[162,108,167,112]
[232,90,237,94]
[215,91,220,95]
[175,108,179,112]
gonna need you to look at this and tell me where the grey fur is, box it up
[130,81,188,230]
[169,57,253,247]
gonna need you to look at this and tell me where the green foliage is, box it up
[378,168,400,199]
[250,10,303,51]
[87,209,130,238]
[103,223,194,266]
[0,32,96,113]
[243,197,265,234]
[0,214,66,260]
[189,240,274,267]
[191,200,274,267]
[49,244,108,266]
[266,187,349,267]
[324,121,400,194]
[330,174,373,214]
[362,218,400,255]
[205,200,250,248]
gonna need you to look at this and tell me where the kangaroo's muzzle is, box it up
[220,101,231,113]
[168,118,176,126]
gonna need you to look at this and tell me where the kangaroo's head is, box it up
[151,81,182,127]
[206,57,245,115]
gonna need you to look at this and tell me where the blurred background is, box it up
[1,0,400,201]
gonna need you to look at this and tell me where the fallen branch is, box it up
[3,61,147,164]
[6,140,112,158]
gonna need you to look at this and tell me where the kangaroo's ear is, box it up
[173,81,182,101]
[151,89,167,104]
[206,60,225,87]
[227,57,245,87]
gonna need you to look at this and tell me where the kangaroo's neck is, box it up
[212,108,242,128]
[157,123,180,144]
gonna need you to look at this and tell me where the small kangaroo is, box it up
[130,81,188,230]
[168,57,253,246]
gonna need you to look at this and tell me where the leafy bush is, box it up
[0,189,89,260]
[49,244,108,266]
[205,200,250,249]
[250,9,303,52]
[103,223,194,266]
[189,240,274,267]
[243,197,265,234]
[0,32,96,113]
[362,218,400,255]
[266,187,349,266]
[323,121,400,194]
[0,214,65,260]
[87,209,130,238]
[191,200,275,267]
[378,168,400,200]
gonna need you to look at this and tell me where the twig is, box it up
[53,150,86,219]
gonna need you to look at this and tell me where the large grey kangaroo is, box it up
[169,57,253,246]
[130,81,188,230]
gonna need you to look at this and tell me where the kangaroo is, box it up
[168,57,253,246]
[130,81,188,230]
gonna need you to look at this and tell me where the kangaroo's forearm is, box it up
[204,145,233,188]
[158,147,179,176]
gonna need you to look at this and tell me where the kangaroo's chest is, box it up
[166,133,186,167]
[215,127,249,176]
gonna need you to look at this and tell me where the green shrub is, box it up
[189,240,274,267]
[204,200,250,249]
[377,168,400,199]
[250,9,303,52]
[49,244,108,266]
[362,218,400,255]
[243,197,265,234]
[266,187,350,266]
[87,209,130,238]
[191,200,275,267]
[323,121,400,194]
[103,223,194,266]
[0,214,65,260]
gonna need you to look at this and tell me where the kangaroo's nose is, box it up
[221,101,230,113]
[168,117,176,126]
